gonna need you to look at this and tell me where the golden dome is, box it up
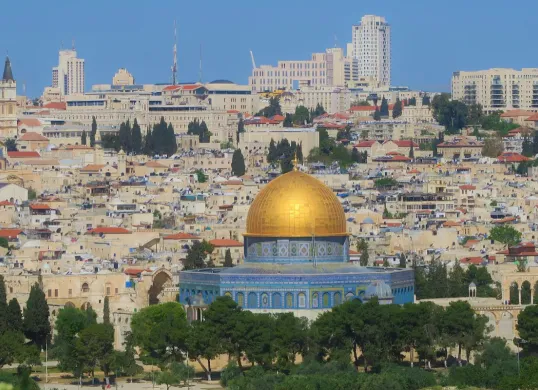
[245,171,347,238]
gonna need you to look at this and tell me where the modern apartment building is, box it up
[452,68,538,113]
[52,49,85,96]
[352,15,391,87]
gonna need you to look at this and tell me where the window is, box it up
[298,293,306,308]
[237,292,244,307]
[68,289,72,297]
[47,289,51,297]
[248,292,258,308]
[312,292,319,308]
[272,293,282,308]
[285,293,293,308]
[322,292,330,308]
[55,289,58,297]
[115,288,118,294]
[82,283,90,293]
[106,287,111,295]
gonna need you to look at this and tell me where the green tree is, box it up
[442,300,485,360]
[392,98,403,118]
[237,116,245,144]
[101,134,121,151]
[422,95,431,106]
[75,323,114,381]
[165,123,178,156]
[374,177,398,189]
[157,362,194,390]
[467,103,483,126]
[351,147,360,163]
[195,169,207,183]
[489,225,522,247]
[103,296,110,325]
[131,118,142,154]
[293,106,310,125]
[431,93,468,134]
[273,313,309,371]
[81,130,87,146]
[283,113,293,128]
[482,135,504,157]
[357,239,369,267]
[517,305,538,353]
[112,333,143,381]
[373,107,381,121]
[6,298,22,333]
[231,149,246,176]
[4,139,16,152]
[399,253,406,268]
[257,97,282,118]
[131,302,189,366]
[448,261,466,297]
[119,120,132,153]
[187,320,222,380]
[267,139,277,163]
[353,100,370,106]
[90,116,97,147]
[224,248,233,267]
[23,283,51,351]
[183,240,213,270]
[379,97,389,117]
[143,128,154,155]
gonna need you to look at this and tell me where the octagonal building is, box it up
[179,170,414,320]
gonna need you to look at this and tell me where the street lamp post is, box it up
[516,338,528,376]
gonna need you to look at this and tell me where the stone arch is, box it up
[236,292,244,307]
[510,281,519,305]
[522,281,532,305]
[81,302,91,310]
[64,302,75,308]
[272,292,282,308]
[334,292,342,306]
[248,292,257,308]
[499,311,515,341]
[81,282,90,293]
[148,269,173,305]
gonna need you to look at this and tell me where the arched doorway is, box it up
[81,302,91,310]
[521,281,532,305]
[148,270,173,305]
[510,282,519,305]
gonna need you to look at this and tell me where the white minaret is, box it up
[352,15,391,87]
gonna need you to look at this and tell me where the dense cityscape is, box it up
[1,7,538,390]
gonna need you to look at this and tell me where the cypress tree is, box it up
[199,120,210,143]
[6,298,22,332]
[224,249,233,267]
[267,139,277,163]
[131,118,142,155]
[399,253,407,268]
[373,107,381,121]
[351,147,360,163]
[392,98,403,118]
[81,130,87,146]
[231,149,246,176]
[166,123,177,156]
[103,296,110,325]
[0,275,7,332]
[23,283,51,350]
[90,116,97,147]
[296,142,303,163]
[380,97,389,117]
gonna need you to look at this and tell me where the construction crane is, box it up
[171,20,178,85]
[250,50,257,70]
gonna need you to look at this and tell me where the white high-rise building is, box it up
[52,49,85,96]
[352,15,391,87]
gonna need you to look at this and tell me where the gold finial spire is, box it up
[293,150,299,171]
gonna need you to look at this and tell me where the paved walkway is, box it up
[39,381,223,390]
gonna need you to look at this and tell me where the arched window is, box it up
[334,292,342,306]
[285,293,293,308]
[272,293,282,308]
[298,293,306,308]
[312,292,319,308]
[248,292,258,308]
[261,293,269,308]
[82,283,89,293]
[236,292,244,307]
[322,292,330,308]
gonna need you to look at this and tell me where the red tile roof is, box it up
[7,151,40,158]
[80,164,106,172]
[497,152,531,163]
[124,268,145,276]
[501,110,534,118]
[86,227,131,235]
[443,221,462,227]
[209,239,243,247]
[18,118,41,127]
[388,140,419,147]
[460,256,484,265]
[19,132,49,142]
[525,113,538,121]
[43,102,67,110]
[29,204,51,210]
[0,200,14,206]
[270,114,285,121]
[163,232,198,240]
[0,229,23,238]
[355,140,378,147]
[145,161,167,168]
[459,185,476,190]
[350,106,376,112]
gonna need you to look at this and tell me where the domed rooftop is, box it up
[245,171,347,238]
[362,217,375,225]
[209,79,234,84]
[364,280,393,299]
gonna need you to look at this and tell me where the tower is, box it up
[352,15,391,87]
[52,48,85,96]
[0,57,17,138]
[171,21,178,85]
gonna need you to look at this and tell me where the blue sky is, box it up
[0,0,536,97]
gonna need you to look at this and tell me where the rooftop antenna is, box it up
[334,34,338,48]
[250,50,257,70]
[199,43,203,83]
[72,38,75,51]
[171,20,178,85]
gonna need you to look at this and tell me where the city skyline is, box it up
[1,0,538,97]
